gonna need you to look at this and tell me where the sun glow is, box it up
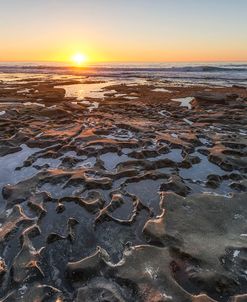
[71,53,87,66]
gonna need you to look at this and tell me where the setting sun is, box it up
[71,53,87,66]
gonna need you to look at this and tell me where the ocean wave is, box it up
[0,64,247,73]
[0,63,247,86]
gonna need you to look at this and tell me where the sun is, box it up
[71,53,87,66]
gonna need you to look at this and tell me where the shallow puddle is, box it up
[100,152,130,171]
[0,144,40,207]
[125,178,164,214]
[57,81,113,100]
[171,96,194,109]
[152,88,171,93]
[179,151,226,181]
[103,129,135,141]
[111,195,135,221]
[38,182,83,199]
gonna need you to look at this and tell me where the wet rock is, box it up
[0,146,22,157]
[60,156,81,168]
[39,107,69,118]
[206,174,222,188]
[0,258,7,280]
[12,225,44,283]
[1,79,247,300]
[232,85,246,89]
[2,179,39,203]
[160,192,247,258]
[46,233,66,244]
[180,154,200,168]
[0,205,33,242]
[143,192,247,300]
[1,284,62,301]
[160,175,190,196]
[75,278,131,302]
[56,202,65,213]
[67,217,79,241]
[114,245,198,301]
[63,101,87,111]
[230,294,247,301]
[192,294,217,301]
[59,194,104,213]
[188,271,239,298]
[67,247,111,281]
[230,179,247,192]
[27,194,47,217]
[209,143,247,172]
[193,92,238,105]
[143,210,167,245]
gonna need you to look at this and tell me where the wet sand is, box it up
[0,76,247,301]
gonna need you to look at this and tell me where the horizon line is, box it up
[1,59,247,64]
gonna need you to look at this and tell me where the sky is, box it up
[0,0,247,63]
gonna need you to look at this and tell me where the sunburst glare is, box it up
[71,53,87,66]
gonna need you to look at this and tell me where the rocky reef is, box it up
[0,77,246,301]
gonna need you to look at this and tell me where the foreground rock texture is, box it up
[0,76,247,301]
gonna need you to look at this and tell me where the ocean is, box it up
[0,62,247,86]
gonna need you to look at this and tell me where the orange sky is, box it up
[1,1,247,63]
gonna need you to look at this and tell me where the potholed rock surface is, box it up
[0,76,247,301]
